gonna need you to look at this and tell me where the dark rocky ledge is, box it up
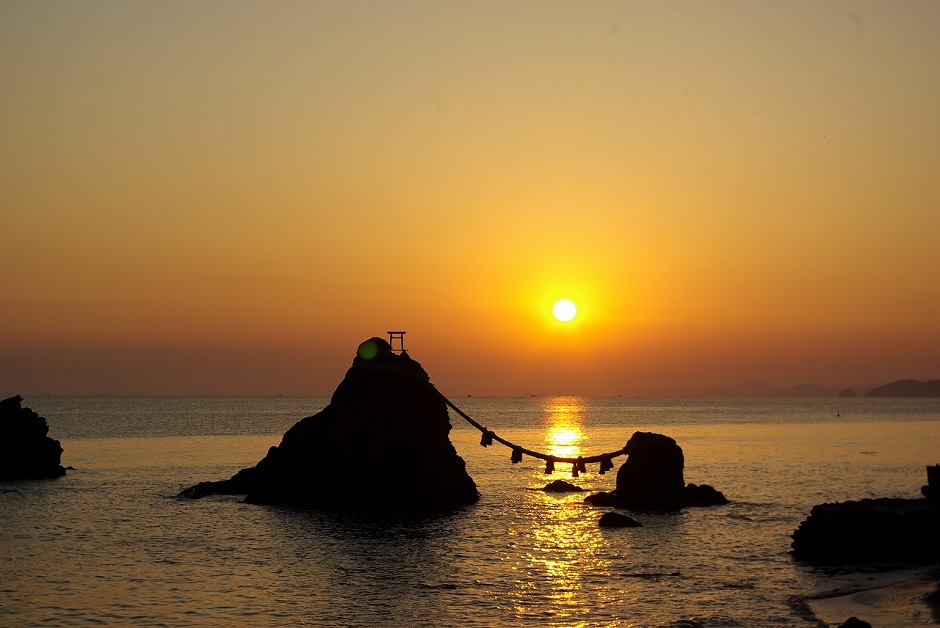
[584,431,728,511]
[179,338,479,511]
[792,466,940,563]
[791,496,940,563]
[0,395,66,481]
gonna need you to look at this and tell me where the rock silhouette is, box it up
[180,338,479,510]
[791,496,940,563]
[585,431,727,510]
[0,395,66,481]
[924,465,939,500]
[542,479,585,492]
[792,467,940,563]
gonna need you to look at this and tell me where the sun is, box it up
[552,299,577,322]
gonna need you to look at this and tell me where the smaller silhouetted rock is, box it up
[683,483,729,507]
[584,490,618,506]
[598,511,642,527]
[837,388,857,398]
[542,479,584,492]
[0,396,66,481]
[838,617,872,628]
[584,432,727,510]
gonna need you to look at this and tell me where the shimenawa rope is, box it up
[434,386,625,477]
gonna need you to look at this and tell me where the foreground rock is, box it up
[180,338,479,511]
[924,464,939,500]
[793,467,940,563]
[0,395,66,481]
[791,496,940,563]
[584,432,727,510]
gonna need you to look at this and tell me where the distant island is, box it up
[864,379,940,398]
[703,379,940,398]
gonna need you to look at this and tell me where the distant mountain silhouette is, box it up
[706,381,779,397]
[865,379,940,398]
[704,378,940,398]
[703,381,846,398]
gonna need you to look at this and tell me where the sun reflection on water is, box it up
[503,396,616,624]
[509,485,614,625]
[543,396,586,468]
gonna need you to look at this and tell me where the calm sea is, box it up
[2,395,939,627]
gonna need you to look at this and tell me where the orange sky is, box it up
[2,1,939,396]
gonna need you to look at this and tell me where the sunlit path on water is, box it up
[543,396,587,464]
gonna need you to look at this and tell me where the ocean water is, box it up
[2,395,939,627]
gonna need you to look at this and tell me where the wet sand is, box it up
[808,579,940,627]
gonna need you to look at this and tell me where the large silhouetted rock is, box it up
[180,338,479,510]
[0,395,66,481]
[617,431,685,497]
[585,431,727,510]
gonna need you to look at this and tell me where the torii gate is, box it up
[387,331,406,354]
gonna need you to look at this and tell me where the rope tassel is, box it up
[436,392,628,476]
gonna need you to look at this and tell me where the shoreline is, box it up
[803,574,940,627]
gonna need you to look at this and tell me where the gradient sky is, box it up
[2,1,938,396]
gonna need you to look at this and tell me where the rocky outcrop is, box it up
[865,379,940,398]
[542,479,584,492]
[794,468,940,563]
[180,338,479,511]
[0,395,66,481]
[584,432,727,510]
[791,497,940,563]
[683,483,729,507]
[837,388,858,398]
[924,465,939,500]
